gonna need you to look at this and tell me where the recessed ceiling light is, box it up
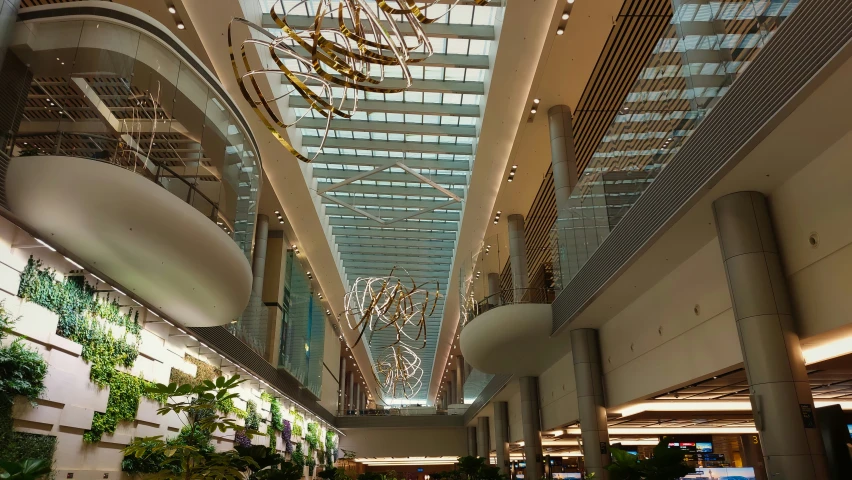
[557,28,564,35]
[533,98,540,104]
[562,13,569,20]
[567,0,575,3]
[177,22,185,30]
[168,6,177,14]
[531,108,537,114]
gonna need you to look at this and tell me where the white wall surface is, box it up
[338,427,467,458]
[537,353,578,431]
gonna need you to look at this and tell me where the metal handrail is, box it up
[10,132,222,224]
[464,287,553,325]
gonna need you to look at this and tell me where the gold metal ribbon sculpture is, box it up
[229,0,489,163]
[343,268,440,399]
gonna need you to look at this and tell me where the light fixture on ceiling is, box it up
[531,108,537,114]
[556,28,565,35]
[177,22,185,30]
[168,5,177,14]
[533,98,540,104]
[508,165,517,182]
[567,0,575,3]
[562,13,570,20]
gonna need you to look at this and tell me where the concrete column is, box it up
[354,382,361,414]
[507,214,529,298]
[338,356,347,415]
[450,377,456,405]
[487,273,501,306]
[519,377,543,480]
[252,214,269,295]
[548,105,580,220]
[346,371,354,413]
[455,356,465,404]
[468,426,478,457]
[713,191,828,479]
[493,402,510,474]
[477,416,491,459]
[570,329,610,478]
[0,0,21,71]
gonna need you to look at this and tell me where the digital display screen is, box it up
[625,450,638,456]
[681,467,755,479]
[696,442,713,453]
[847,424,852,438]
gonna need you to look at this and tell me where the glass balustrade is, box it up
[551,0,800,290]
[1,18,261,259]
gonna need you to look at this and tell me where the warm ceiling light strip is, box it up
[616,400,852,418]
[563,427,757,435]
[802,334,852,364]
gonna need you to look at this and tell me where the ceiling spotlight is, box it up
[279,220,284,224]
[275,210,280,215]
[508,178,513,182]
[168,6,177,14]
[567,0,575,3]
[177,22,185,30]
[562,13,570,20]
[556,28,564,35]
[533,98,540,104]
[531,108,537,114]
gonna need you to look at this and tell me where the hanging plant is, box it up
[245,400,260,432]
[270,398,284,431]
[282,419,293,454]
[292,442,306,469]
[234,430,252,448]
[305,422,320,454]
[307,457,317,476]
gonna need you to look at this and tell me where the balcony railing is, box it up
[463,287,553,326]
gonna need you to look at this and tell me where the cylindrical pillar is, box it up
[252,214,269,295]
[570,329,610,478]
[493,402,510,474]
[464,360,472,380]
[713,192,828,479]
[477,416,491,459]
[353,382,361,414]
[468,426,478,457]
[548,105,580,284]
[507,214,529,298]
[455,356,465,404]
[519,377,543,480]
[346,371,355,414]
[338,356,347,415]
[548,105,579,218]
[0,0,22,71]
[487,273,501,306]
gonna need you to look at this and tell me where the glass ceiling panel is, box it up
[260,0,504,403]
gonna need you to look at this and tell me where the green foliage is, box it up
[318,468,349,480]
[18,258,140,337]
[268,425,277,453]
[83,372,163,443]
[0,458,51,480]
[447,456,505,480]
[260,392,274,403]
[291,408,304,436]
[270,398,283,432]
[0,340,47,407]
[256,461,303,480]
[0,304,48,407]
[0,307,54,476]
[246,400,260,431]
[122,375,255,479]
[0,404,56,476]
[291,443,305,469]
[304,422,320,454]
[607,437,695,480]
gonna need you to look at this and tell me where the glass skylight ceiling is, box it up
[261,0,502,402]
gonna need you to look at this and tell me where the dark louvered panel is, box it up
[20,0,110,7]
[512,0,672,292]
[552,0,852,333]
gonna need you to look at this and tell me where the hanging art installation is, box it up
[228,0,490,162]
[341,267,440,399]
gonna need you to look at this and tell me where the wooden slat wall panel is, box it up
[504,0,672,290]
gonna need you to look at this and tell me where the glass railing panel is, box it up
[3,18,261,259]
[551,0,801,289]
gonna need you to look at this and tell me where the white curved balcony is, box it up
[6,155,252,327]
[459,289,565,376]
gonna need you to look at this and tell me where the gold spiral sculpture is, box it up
[228,0,490,162]
[342,268,441,400]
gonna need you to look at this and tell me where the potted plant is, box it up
[607,437,695,480]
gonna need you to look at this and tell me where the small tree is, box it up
[123,375,257,480]
[607,437,695,480]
